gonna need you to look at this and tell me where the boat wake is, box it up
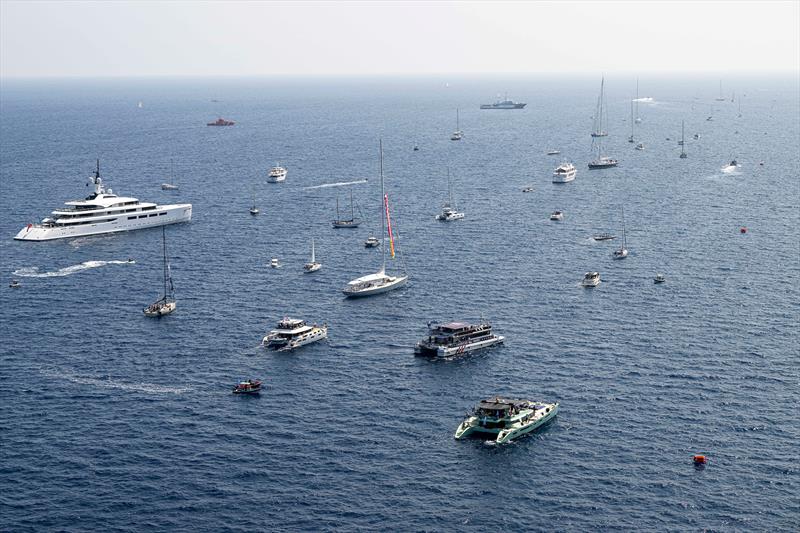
[303,179,367,190]
[633,97,654,102]
[12,260,134,278]
[40,368,190,394]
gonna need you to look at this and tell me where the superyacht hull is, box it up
[15,204,192,241]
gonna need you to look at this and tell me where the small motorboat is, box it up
[270,258,280,268]
[693,133,700,139]
[364,235,380,248]
[233,379,262,394]
[654,274,666,284]
[546,150,560,155]
[635,142,645,151]
[249,207,259,215]
[593,233,616,241]
[9,279,21,289]
[522,186,535,193]
[550,211,564,221]
[582,271,601,287]
[161,183,179,190]
[722,160,739,173]
[413,145,419,151]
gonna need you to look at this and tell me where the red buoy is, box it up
[740,227,747,234]
[693,454,707,465]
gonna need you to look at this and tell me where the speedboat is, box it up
[262,318,327,351]
[522,186,535,193]
[232,380,261,394]
[654,274,666,284]
[550,211,564,221]
[207,117,235,126]
[413,145,419,151]
[635,143,645,151]
[9,279,20,289]
[546,150,561,155]
[415,320,504,357]
[454,397,559,444]
[721,160,739,173]
[267,164,287,183]
[15,160,192,241]
[593,233,616,241]
[436,205,464,221]
[270,258,280,268]
[582,272,601,287]
[364,235,380,248]
[552,162,576,183]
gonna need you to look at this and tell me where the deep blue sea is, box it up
[1,74,799,531]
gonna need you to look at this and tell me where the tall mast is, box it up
[456,109,459,131]
[630,99,634,140]
[311,238,315,263]
[447,167,453,207]
[350,188,354,221]
[379,139,386,273]
[621,206,626,249]
[635,78,640,121]
[162,226,168,300]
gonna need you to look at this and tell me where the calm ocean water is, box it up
[1,75,798,531]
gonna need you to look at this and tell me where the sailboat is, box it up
[161,160,179,190]
[738,98,742,118]
[591,77,608,137]
[628,100,635,143]
[679,121,688,159]
[249,192,259,215]
[435,168,464,221]
[143,226,177,317]
[612,207,628,259]
[715,80,726,102]
[303,238,322,272]
[343,140,408,298]
[450,109,463,141]
[634,78,642,123]
[332,189,361,228]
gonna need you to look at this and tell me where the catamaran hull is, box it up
[263,327,328,351]
[343,276,407,298]
[455,404,559,443]
[15,204,192,241]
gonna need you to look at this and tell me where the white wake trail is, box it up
[303,179,368,190]
[12,260,135,278]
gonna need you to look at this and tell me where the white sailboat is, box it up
[303,238,322,272]
[680,121,687,159]
[591,77,608,138]
[450,109,463,141]
[628,100,635,143]
[612,207,628,259]
[715,80,726,102]
[435,168,464,221]
[343,140,408,298]
[143,226,177,317]
[249,192,259,215]
[161,159,179,190]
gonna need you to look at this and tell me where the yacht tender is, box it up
[262,318,327,351]
[15,161,192,241]
[454,397,559,444]
[415,320,504,357]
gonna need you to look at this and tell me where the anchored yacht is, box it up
[582,272,601,287]
[552,162,576,183]
[414,320,504,357]
[435,168,464,221]
[262,318,328,351]
[454,397,559,444]
[267,164,287,183]
[15,161,191,241]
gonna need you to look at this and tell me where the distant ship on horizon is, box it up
[480,95,526,109]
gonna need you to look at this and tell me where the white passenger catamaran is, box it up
[15,160,192,241]
[343,140,408,298]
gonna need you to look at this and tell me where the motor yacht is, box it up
[270,258,280,268]
[721,160,739,173]
[232,380,261,394]
[582,272,601,287]
[550,211,564,221]
[552,162,576,183]
[654,274,666,284]
[414,320,504,357]
[635,143,645,151]
[364,235,380,248]
[435,169,464,221]
[267,164,287,183]
[454,397,559,444]
[15,160,192,241]
[262,318,327,351]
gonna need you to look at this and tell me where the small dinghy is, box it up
[9,279,21,289]
[233,379,262,394]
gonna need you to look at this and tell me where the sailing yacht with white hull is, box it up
[588,78,617,169]
[303,238,322,272]
[612,207,628,259]
[435,168,464,221]
[143,226,176,317]
[450,109,463,141]
[15,161,192,241]
[343,140,408,298]
[680,121,688,159]
[591,77,609,138]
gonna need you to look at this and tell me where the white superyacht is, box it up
[15,161,192,241]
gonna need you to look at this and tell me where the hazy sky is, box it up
[1,1,798,78]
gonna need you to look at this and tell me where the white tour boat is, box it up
[343,140,408,298]
[15,160,191,241]
[415,320,504,357]
[262,318,328,351]
[267,164,287,183]
[455,397,559,444]
[552,162,576,183]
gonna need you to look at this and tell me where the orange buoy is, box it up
[693,454,707,465]
[740,227,747,234]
